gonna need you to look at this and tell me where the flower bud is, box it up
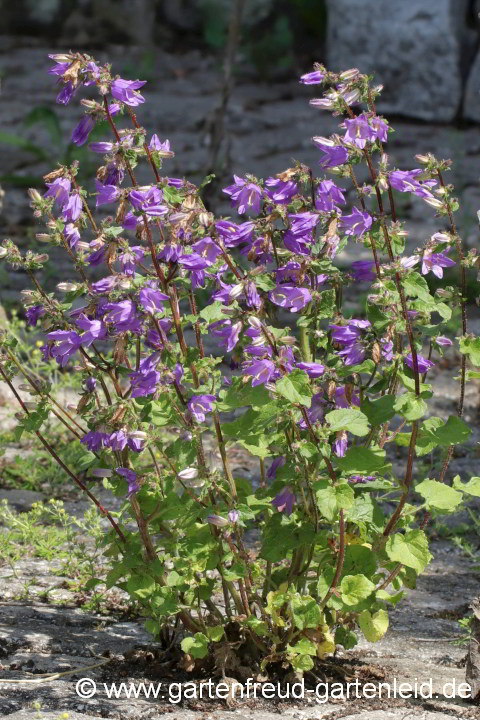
[15,412,26,421]
[415,154,430,164]
[247,316,263,329]
[342,88,361,105]
[435,336,453,347]
[0,247,7,259]
[33,254,49,263]
[116,198,127,223]
[36,234,52,243]
[378,176,389,191]
[345,384,354,404]
[50,53,72,62]
[129,431,147,439]
[279,335,297,346]
[20,289,35,297]
[312,135,334,147]
[80,99,97,110]
[431,232,450,243]
[117,278,132,290]
[339,68,360,81]
[18,384,38,394]
[328,380,336,402]
[372,342,381,364]
[76,395,90,413]
[423,197,444,209]
[43,168,65,183]
[90,468,113,478]
[198,212,212,227]
[229,283,244,300]
[207,514,229,528]
[77,242,90,251]
[57,282,78,292]
[251,335,267,347]
[249,265,265,277]
[23,402,38,411]
[228,509,239,524]
[310,98,334,109]
[178,467,198,480]
[28,189,42,203]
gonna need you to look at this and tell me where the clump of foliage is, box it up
[1,53,479,676]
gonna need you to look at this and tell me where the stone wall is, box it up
[326,0,480,122]
[2,0,480,122]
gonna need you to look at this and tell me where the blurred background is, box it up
[1,0,480,310]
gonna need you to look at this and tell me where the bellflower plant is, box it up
[1,55,479,677]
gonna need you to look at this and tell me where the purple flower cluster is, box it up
[36,51,463,551]
[328,319,371,366]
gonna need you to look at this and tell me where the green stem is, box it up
[299,326,312,363]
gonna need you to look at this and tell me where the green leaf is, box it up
[255,275,276,291]
[393,392,427,421]
[422,415,471,446]
[236,438,272,458]
[337,359,376,378]
[84,577,103,590]
[217,379,271,411]
[335,626,357,650]
[275,369,311,408]
[436,302,452,321]
[358,609,389,642]
[298,441,318,459]
[315,289,336,319]
[261,516,315,561]
[206,626,224,642]
[340,574,375,606]
[164,185,184,205]
[315,480,354,521]
[287,638,317,656]
[361,395,396,426]
[343,545,377,577]
[103,225,124,238]
[199,301,227,324]
[223,562,246,581]
[459,335,480,366]
[336,446,390,474]
[325,409,370,436]
[291,594,323,629]
[127,574,155,599]
[397,369,431,393]
[290,654,314,671]
[76,450,96,472]
[403,272,435,308]
[415,479,463,511]
[181,632,209,659]
[453,475,480,497]
[246,616,269,637]
[366,302,391,332]
[376,589,405,606]
[346,494,384,527]
[385,530,431,573]
[106,563,126,589]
